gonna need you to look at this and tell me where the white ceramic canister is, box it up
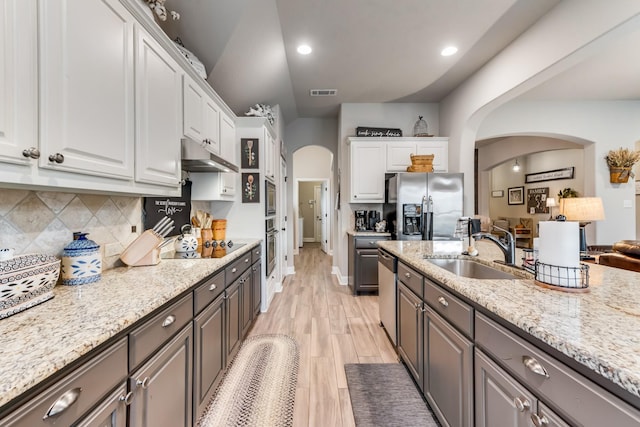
[174,224,199,253]
[60,232,102,285]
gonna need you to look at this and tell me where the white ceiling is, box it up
[159,0,639,123]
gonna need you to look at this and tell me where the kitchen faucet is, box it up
[472,225,516,266]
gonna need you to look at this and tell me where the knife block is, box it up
[120,230,162,266]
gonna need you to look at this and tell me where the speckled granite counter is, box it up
[346,230,392,237]
[0,239,260,409]
[378,240,640,404]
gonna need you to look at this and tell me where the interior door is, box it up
[320,182,328,253]
[313,185,322,243]
[279,156,288,279]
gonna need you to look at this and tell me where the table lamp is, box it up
[545,197,557,220]
[559,197,605,259]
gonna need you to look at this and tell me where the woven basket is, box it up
[407,164,434,172]
[410,154,434,166]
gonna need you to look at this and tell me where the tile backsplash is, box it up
[0,189,142,270]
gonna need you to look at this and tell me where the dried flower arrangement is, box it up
[143,0,180,21]
[605,147,640,169]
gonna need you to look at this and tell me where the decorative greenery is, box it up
[557,188,578,198]
[142,0,180,21]
[605,147,640,169]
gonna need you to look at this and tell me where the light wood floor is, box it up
[248,242,398,427]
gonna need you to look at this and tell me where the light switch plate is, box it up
[623,199,632,208]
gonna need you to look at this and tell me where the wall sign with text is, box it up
[525,167,574,183]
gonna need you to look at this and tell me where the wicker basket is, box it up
[410,154,434,166]
[407,164,434,172]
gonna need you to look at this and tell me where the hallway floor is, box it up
[247,242,398,426]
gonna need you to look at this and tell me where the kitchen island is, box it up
[378,239,640,424]
[0,239,261,414]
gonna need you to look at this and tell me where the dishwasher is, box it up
[378,248,397,345]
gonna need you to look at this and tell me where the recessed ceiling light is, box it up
[297,44,312,55]
[441,46,458,57]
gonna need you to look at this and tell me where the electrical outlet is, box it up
[105,242,122,257]
[623,199,632,208]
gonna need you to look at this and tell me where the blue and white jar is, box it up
[60,232,102,285]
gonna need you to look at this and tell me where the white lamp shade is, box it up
[545,198,557,208]
[560,197,605,222]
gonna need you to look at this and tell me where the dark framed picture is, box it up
[527,187,549,214]
[242,173,260,203]
[508,186,524,205]
[241,138,259,169]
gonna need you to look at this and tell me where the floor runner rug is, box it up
[198,334,299,427]
[345,363,440,427]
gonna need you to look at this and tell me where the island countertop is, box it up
[0,240,261,410]
[377,240,640,405]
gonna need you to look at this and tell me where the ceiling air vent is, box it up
[310,89,337,96]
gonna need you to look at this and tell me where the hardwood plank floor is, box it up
[247,242,399,426]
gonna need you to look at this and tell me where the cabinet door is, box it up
[219,110,236,164]
[475,349,535,427]
[423,306,473,427]
[193,294,225,421]
[397,282,422,387]
[355,248,379,292]
[241,270,253,338]
[182,75,204,143]
[0,0,37,167]
[134,24,182,187]
[252,260,262,316]
[264,128,275,179]
[386,142,416,172]
[350,141,385,202]
[39,0,134,179]
[226,280,242,362]
[416,139,448,172]
[74,383,128,427]
[203,97,221,155]
[219,172,236,197]
[129,324,193,427]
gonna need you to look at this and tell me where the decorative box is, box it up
[0,254,61,319]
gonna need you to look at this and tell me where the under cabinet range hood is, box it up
[181,138,239,173]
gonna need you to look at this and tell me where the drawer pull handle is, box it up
[232,267,237,273]
[369,241,376,245]
[523,355,550,378]
[209,284,217,291]
[437,296,449,307]
[161,315,176,328]
[405,272,411,278]
[414,302,422,311]
[531,414,549,426]
[245,258,250,263]
[120,391,134,406]
[513,396,530,412]
[43,387,82,419]
[136,377,151,389]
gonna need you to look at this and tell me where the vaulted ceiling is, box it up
[159,0,640,124]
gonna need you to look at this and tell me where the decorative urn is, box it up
[60,232,102,285]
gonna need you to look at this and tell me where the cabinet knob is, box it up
[209,284,217,291]
[232,267,237,273]
[161,314,176,328]
[120,391,134,406]
[405,272,411,278]
[530,414,549,426]
[136,377,151,389]
[354,195,357,198]
[245,258,250,263]
[522,355,550,378]
[513,396,531,412]
[43,387,82,419]
[22,147,40,159]
[48,153,65,163]
[252,266,257,271]
[437,296,449,307]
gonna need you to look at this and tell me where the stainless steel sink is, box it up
[425,258,516,280]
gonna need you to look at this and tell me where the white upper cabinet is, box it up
[219,110,236,164]
[39,0,135,179]
[0,0,38,167]
[183,74,221,155]
[203,97,221,155]
[349,139,385,202]
[416,138,448,172]
[264,127,276,180]
[134,24,182,187]
[386,141,417,172]
[385,137,449,172]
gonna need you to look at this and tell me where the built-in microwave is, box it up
[265,180,276,216]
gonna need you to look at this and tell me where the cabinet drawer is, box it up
[193,270,225,315]
[226,252,252,284]
[424,278,473,338]
[475,313,640,427]
[129,293,193,369]
[251,245,262,264]
[355,237,388,249]
[1,338,127,426]
[398,262,423,298]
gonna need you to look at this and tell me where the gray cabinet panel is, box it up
[424,307,473,427]
[1,338,127,427]
[475,349,536,427]
[193,270,225,315]
[240,269,253,338]
[397,282,422,387]
[398,261,423,298]
[74,383,127,427]
[226,253,252,284]
[252,260,262,316]
[355,248,379,291]
[129,324,193,427]
[424,277,473,338]
[226,280,242,362]
[193,294,225,421]
[535,402,571,427]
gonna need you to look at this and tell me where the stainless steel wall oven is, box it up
[265,218,276,276]
[265,180,276,216]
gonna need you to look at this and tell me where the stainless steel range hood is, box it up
[181,138,239,173]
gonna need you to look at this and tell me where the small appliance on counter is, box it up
[367,211,380,230]
[355,210,367,231]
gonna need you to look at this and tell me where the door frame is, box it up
[295,178,331,255]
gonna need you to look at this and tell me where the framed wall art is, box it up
[491,190,504,198]
[526,187,549,214]
[241,138,259,169]
[242,173,260,203]
[525,167,574,183]
[508,186,524,205]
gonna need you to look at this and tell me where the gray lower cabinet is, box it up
[0,338,128,427]
[193,293,225,421]
[397,281,423,387]
[423,306,473,427]
[74,383,128,427]
[252,260,262,317]
[225,279,242,362]
[240,269,253,338]
[129,323,193,427]
[348,235,391,294]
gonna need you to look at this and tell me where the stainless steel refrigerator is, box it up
[394,172,464,240]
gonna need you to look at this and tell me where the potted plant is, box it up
[605,147,640,183]
[557,188,578,198]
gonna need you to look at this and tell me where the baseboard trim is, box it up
[287,266,295,275]
[332,266,348,285]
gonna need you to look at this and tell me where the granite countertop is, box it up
[346,230,392,237]
[0,239,261,409]
[377,239,640,402]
